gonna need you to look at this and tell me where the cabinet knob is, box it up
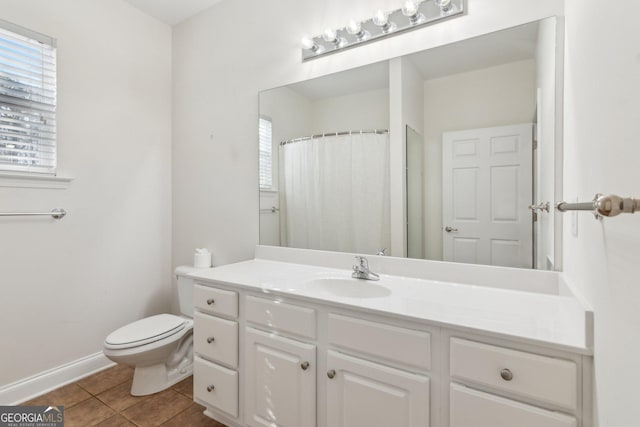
[300,361,310,371]
[500,368,513,381]
[327,369,336,379]
[206,385,215,392]
[207,336,215,344]
[206,298,215,305]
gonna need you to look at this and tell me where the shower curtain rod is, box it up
[280,129,389,146]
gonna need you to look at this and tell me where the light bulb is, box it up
[372,10,389,27]
[402,0,420,18]
[346,19,369,40]
[322,28,338,44]
[346,19,362,36]
[434,0,452,13]
[301,37,318,51]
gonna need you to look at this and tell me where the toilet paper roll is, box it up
[194,250,212,268]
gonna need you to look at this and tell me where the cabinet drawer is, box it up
[194,356,238,418]
[450,338,577,410]
[450,383,576,427]
[194,284,238,318]
[246,296,316,339]
[328,314,431,370]
[194,312,238,367]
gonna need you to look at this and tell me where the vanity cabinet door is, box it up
[326,350,430,427]
[245,327,316,427]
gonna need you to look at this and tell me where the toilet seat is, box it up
[105,314,186,350]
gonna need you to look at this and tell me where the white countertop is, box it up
[189,259,592,354]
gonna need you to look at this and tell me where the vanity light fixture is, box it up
[301,0,464,61]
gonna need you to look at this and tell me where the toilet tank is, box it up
[175,266,202,318]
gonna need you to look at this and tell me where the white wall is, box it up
[0,0,172,387]
[310,88,389,133]
[423,59,537,260]
[563,1,640,424]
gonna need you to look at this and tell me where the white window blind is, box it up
[259,116,273,189]
[0,20,57,174]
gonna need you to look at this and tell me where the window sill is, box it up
[0,172,74,189]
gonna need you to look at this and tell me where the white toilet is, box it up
[103,266,197,396]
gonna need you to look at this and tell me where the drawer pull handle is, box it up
[327,369,336,379]
[207,336,215,344]
[206,385,215,392]
[300,361,310,371]
[500,368,513,381]
[206,298,215,305]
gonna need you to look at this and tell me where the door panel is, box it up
[245,328,316,427]
[326,350,429,427]
[443,124,533,268]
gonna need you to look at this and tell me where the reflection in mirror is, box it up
[259,17,560,271]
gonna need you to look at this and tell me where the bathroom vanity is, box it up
[190,247,593,427]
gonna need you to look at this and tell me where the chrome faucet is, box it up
[352,256,380,281]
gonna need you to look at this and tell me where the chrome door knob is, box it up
[206,298,215,305]
[445,226,458,232]
[206,385,215,392]
[300,361,310,371]
[327,370,336,379]
[500,368,513,381]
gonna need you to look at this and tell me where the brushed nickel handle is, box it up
[445,226,458,233]
[327,369,336,379]
[206,298,215,305]
[301,361,310,371]
[207,336,215,344]
[500,368,513,381]
[206,385,215,392]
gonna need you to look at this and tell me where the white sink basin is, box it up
[304,277,391,298]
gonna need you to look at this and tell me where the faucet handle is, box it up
[354,256,368,268]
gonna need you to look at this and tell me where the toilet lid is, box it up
[105,314,186,349]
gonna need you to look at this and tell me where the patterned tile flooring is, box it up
[22,365,226,426]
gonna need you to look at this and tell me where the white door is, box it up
[245,327,316,427]
[326,350,430,427]
[450,384,577,427]
[442,124,533,268]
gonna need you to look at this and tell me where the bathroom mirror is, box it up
[259,17,562,271]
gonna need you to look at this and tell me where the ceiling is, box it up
[124,0,223,26]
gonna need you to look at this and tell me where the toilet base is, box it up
[131,360,193,396]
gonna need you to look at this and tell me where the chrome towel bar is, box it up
[0,208,67,219]
[556,194,639,219]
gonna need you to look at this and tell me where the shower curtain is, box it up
[279,132,390,254]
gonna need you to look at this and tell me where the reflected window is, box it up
[258,115,273,189]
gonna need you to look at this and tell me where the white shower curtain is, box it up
[280,132,390,254]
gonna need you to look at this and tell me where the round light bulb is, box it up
[322,28,338,43]
[402,0,420,18]
[301,37,317,51]
[434,0,452,12]
[346,19,362,36]
[372,10,389,27]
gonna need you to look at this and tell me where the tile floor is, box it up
[22,365,227,426]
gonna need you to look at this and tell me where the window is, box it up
[0,20,57,174]
[259,116,273,189]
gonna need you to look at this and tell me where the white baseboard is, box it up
[0,352,115,405]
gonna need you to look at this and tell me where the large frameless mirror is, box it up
[259,17,562,271]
